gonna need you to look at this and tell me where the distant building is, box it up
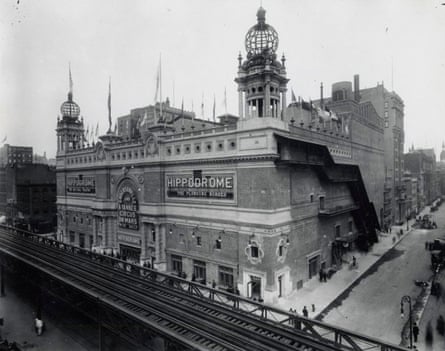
[360,83,405,225]
[0,144,33,166]
[405,148,438,208]
[0,163,57,232]
[437,143,445,196]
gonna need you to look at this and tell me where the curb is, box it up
[315,225,414,320]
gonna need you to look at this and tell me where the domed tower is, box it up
[235,7,289,119]
[56,67,85,154]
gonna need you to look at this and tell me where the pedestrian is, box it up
[322,269,327,282]
[413,322,419,343]
[352,256,357,268]
[311,304,315,312]
[318,268,323,282]
[35,318,43,336]
[302,306,308,318]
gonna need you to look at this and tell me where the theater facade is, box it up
[56,7,379,303]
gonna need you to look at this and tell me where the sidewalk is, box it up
[274,210,429,319]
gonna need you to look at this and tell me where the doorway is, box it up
[250,276,262,300]
[308,255,319,279]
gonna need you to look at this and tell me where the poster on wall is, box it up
[66,176,96,193]
[166,172,235,200]
[118,185,139,230]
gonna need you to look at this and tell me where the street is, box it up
[321,204,445,348]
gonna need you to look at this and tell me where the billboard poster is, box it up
[166,173,234,200]
[118,185,139,230]
[66,176,96,193]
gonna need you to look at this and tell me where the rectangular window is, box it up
[319,196,325,210]
[196,236,202,246]
[348,220,353,233]
[193,260,206,281]
[218,266,234,287]
[152,229,156,242]
[215,238,222,250]
[251,246,259,258]
[172,255,183,273]
[278,244,283,256]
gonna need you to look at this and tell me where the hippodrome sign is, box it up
[118,185,139,230]
[166,174,234,200]
[66,176,96,193]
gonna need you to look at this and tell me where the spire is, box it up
[68,62,73,101]
[107,77,112,133]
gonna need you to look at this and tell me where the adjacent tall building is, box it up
[56,7,381,302]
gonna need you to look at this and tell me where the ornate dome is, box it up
[60,92,80,118]
[245,7,279,56]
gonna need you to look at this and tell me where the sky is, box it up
[1,0,445,159]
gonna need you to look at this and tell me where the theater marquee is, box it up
[166,173,235,200]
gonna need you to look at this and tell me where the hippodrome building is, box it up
[56,8,382,303]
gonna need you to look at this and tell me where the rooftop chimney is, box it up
[354,74,360,102]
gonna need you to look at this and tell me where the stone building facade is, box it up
[56,7,379,303]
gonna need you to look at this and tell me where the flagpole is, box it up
[108,77,112,133]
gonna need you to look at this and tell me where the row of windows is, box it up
[166,140,237,156]
[178,234,222,250]
[72,214,92,225]
[171,255,234,287]
[247,86,279,94]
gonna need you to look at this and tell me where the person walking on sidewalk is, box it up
[319,268,323,282]
[413,322,419,343]
[35,318,43,336]
[302,306,308,318]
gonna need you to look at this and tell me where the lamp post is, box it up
[400,295,413,349]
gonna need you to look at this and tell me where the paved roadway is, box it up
[321,206,445,346]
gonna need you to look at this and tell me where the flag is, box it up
[108,77,112,132]
[69,63,73,97]
[291,89,297,103]
[224,87,227,114]
[201,93,204,119]
[96,122,99,136]
[212,94,216,122]
[1,135,7,144]
[181,98,185,127]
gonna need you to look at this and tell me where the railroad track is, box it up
[0,228,342,351]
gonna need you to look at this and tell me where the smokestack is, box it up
[320,82,324,109]
[354,74,360,102]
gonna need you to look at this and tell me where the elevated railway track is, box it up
[0,225,408,351]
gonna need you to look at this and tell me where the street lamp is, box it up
[400,295,413,349]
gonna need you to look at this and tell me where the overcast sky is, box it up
[1,0,444,158]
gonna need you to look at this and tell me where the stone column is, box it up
[92,216,98,246]
[238,90,244,118]
[154,223,160,267]
[264,82,271,117]
[141,223,148,262]
[281,91,287,120]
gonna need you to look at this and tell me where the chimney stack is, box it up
[354,74,360,102]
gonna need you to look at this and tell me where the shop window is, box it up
[172,255,183,273]
[218,266,234,287]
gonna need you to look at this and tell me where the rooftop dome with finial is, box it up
[60,92,81,119]
[245,7,279,56]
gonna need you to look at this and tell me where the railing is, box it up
[0,224,409,351]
